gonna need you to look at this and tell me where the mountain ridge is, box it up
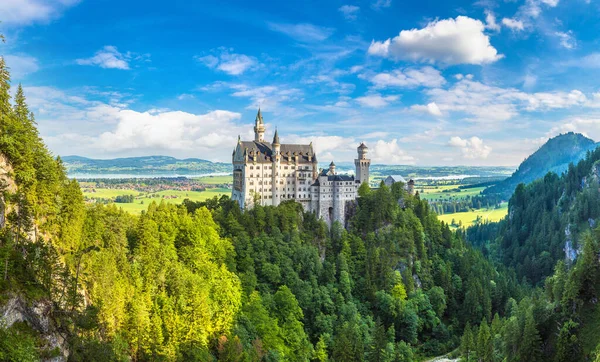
[484,132,599,198]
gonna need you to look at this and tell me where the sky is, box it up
[2,0,600,166]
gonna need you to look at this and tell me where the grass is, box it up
[437,203,508,228]
[419,186,486,201]
[194,175,232,184]
[83,188,230,215]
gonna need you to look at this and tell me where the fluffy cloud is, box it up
[76,46,131,70]
[338,5,359,21]
[2,54,39,78]
[0,0,79,25]
[96,109,244,152]
[267,22,335,42]
[410,102,443,117]
[196,50,259,75]
[366,66,446,88]
[371,139,415,164]
[448,136,492,159]
[502,18,525,31]
[547,117,600,140]
[356,94,399,108]
[426,79,589,123]
[368,16,502,65]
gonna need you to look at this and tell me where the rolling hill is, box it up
[484,132,599,198]
[62,155,232,176]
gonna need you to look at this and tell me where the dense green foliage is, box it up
[0,59,521,360]
[468,147,600,285]
[459,144,600,361]
[7,54,600,362]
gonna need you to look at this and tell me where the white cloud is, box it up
[554,31,576,49]
[562,53,600,68]
[371,139,415,164]
[366,66,446,88]
[410,102,443,117]
[0,0,79,26]
[76,46,131,70]
[502,18,525,31]
[426,79,589,123]
[338,5,360,21]
[448,136,492,159]
[485,11,501,32]
[267,22,335,42]
[368,16,502,65]
[196,50,259,75]
[540,0,559,6]
[356,94,399,108]
[96,109,244,152]
[547,117,600,140]
[372,0,392,9]
[2,54,39,78]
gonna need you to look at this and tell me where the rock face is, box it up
[0,295,69,361]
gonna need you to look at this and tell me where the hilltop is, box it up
[62,155,231,175]
[484,132,599,198]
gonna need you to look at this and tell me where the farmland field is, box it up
[194,175,232,184]
[419,185,486,201]
[437,203,508,228]
[82,187,229,214]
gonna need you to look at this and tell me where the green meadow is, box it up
[419,185,487,201]
[83,188,229,214]
[437,203,508,228]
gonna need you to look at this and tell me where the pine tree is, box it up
[460,323,475,362]
[518,309,542,362]
[476,319,493,362]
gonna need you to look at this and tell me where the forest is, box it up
[2,54,600,362]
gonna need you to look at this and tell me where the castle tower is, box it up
[407,179,415,195]
[272,129,281,206]
[355,143,371,185]
[254,108,266,142]
[328,161,336,175]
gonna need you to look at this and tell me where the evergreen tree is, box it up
[518,309,542,362]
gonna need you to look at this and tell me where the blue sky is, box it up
[1,0,600,166]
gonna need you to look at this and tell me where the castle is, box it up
[231,109,371,226]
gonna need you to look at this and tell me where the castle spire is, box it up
[253,107,266,142]
[255,107,263,124]
[273,128,280,145]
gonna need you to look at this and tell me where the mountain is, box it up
[464,143,600,361]
[484,132,599,198]
[62,155,232,176]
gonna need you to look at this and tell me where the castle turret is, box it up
[254,108,265,142]
[328,161,336,175]
[272,128,281,206]
[355,142,371,185]
[407,179,415,195]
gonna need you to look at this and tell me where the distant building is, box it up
[383,175,415,195]
[231,109,371,226]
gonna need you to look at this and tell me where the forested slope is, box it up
[461,146,600,361]
[0,58,526,361]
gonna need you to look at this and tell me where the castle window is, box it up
[250,166,253,170]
